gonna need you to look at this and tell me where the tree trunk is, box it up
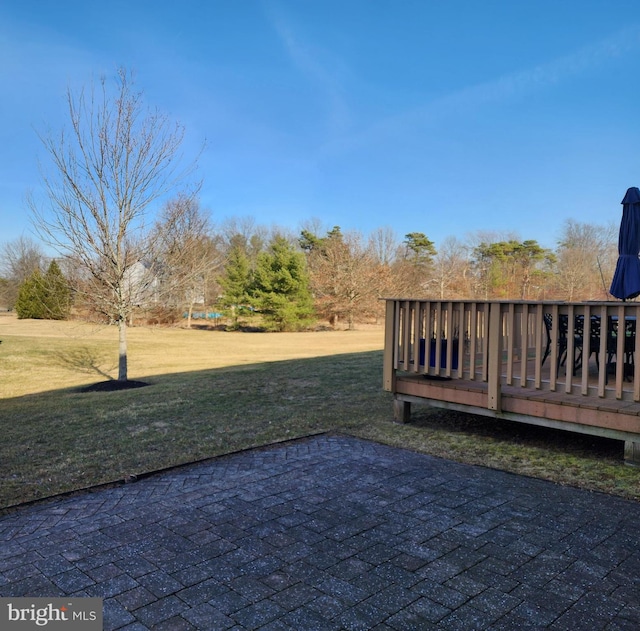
[187,303,193,329]
[118,318,128,381]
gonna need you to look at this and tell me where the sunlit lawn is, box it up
[1,313,638,510]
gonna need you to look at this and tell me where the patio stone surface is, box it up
[1,434,639,630]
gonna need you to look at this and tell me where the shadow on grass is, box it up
[409,406,624,461]
[0,349,638,509]
[0,351,387,508]
[80,380,149,392]
[51,346,116,381]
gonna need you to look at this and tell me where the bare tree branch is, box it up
[29,68,199,380]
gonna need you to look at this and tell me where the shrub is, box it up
[15,261,71,320]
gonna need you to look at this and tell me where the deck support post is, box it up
[393,397,411,423]
[488,302,502,412]
[383,300,396,392]
[624,441,640,466]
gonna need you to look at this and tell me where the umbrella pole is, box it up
[597,257,611,300]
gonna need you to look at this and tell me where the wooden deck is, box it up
[383,299,640,465]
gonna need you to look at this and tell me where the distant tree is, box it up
[0,277,9,310]
[15,270,46,319]
[250,235,315,331]
[387,231,438,296]
[42,260,72,319]
[304,228,380,329]
[0,236,47,309]
[369,226,399,267]
[471,239,554,299]
[366,227,401,317]
[299,229,323,254]
[403,232,437,266]
[29,68,196,381]
[470,241,501,299]
[512,240,556,299]
[429,236,470,299]
[221,217,268,264]
[325,226,343,242]
[14,260,70,319]
[555,219,617,300]
[152,194,222,327]
[218,244,253,326]
[298,225,343,254]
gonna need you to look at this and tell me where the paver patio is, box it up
[1,434,639,630]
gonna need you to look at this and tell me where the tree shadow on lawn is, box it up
[52,346,116,381]
[50,347,151,391]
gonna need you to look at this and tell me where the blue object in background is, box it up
[419,338,459,369]
[610,187,640,301]
[183,312,223,319]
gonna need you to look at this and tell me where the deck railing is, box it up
[383,299,640,409]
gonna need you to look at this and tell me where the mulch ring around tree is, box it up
[79,380,150,393]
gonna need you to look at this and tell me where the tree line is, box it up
[0,216,619,327]
[0,68,621,381]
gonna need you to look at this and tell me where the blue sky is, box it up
[2,1,640,251]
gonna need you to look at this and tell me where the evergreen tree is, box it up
[298,226,343,255]
[15,261,71,320]
[15,270,46,319]
[472,239,555,299]
[250,236,315,331]
[42,260,71,319]
[219,245,252,325]
[298,229,322,253]
[404,232,437,266]
[0,277,10,310]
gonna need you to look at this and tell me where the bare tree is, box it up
[429,236,470,299]
[0,236,47,308]
[366,227,401,318]
[152,194,223,327]
[29,68,197,381]
[368,226,399,267]
[0,236,46,281]
[220,217,269,265]
[306,228,380,329]
[555,219,617,300]
[555,246,594,301]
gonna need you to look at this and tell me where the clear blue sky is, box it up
[2,0,640,250]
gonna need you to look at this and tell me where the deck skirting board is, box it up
[394,376,640,465]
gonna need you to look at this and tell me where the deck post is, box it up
[393,397,411,423]
[383,300,396,392]
[624,441,640,466]
[487,302,502,412]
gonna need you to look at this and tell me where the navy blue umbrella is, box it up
[610,187,640,300]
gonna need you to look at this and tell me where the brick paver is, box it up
[1,434,639,630]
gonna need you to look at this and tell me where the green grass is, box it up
[1,314,639,510]
[0,350,390,508]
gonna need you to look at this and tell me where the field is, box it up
[1,312,638,510]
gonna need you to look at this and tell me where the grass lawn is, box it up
[1,312,639,510]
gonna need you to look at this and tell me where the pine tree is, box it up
[42,260,71,320]
[250,236,315,331]
[15,270,46,319]
[15,261,71,320]
[219,245,252,326]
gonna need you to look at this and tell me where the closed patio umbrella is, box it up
[610,186,640,300]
